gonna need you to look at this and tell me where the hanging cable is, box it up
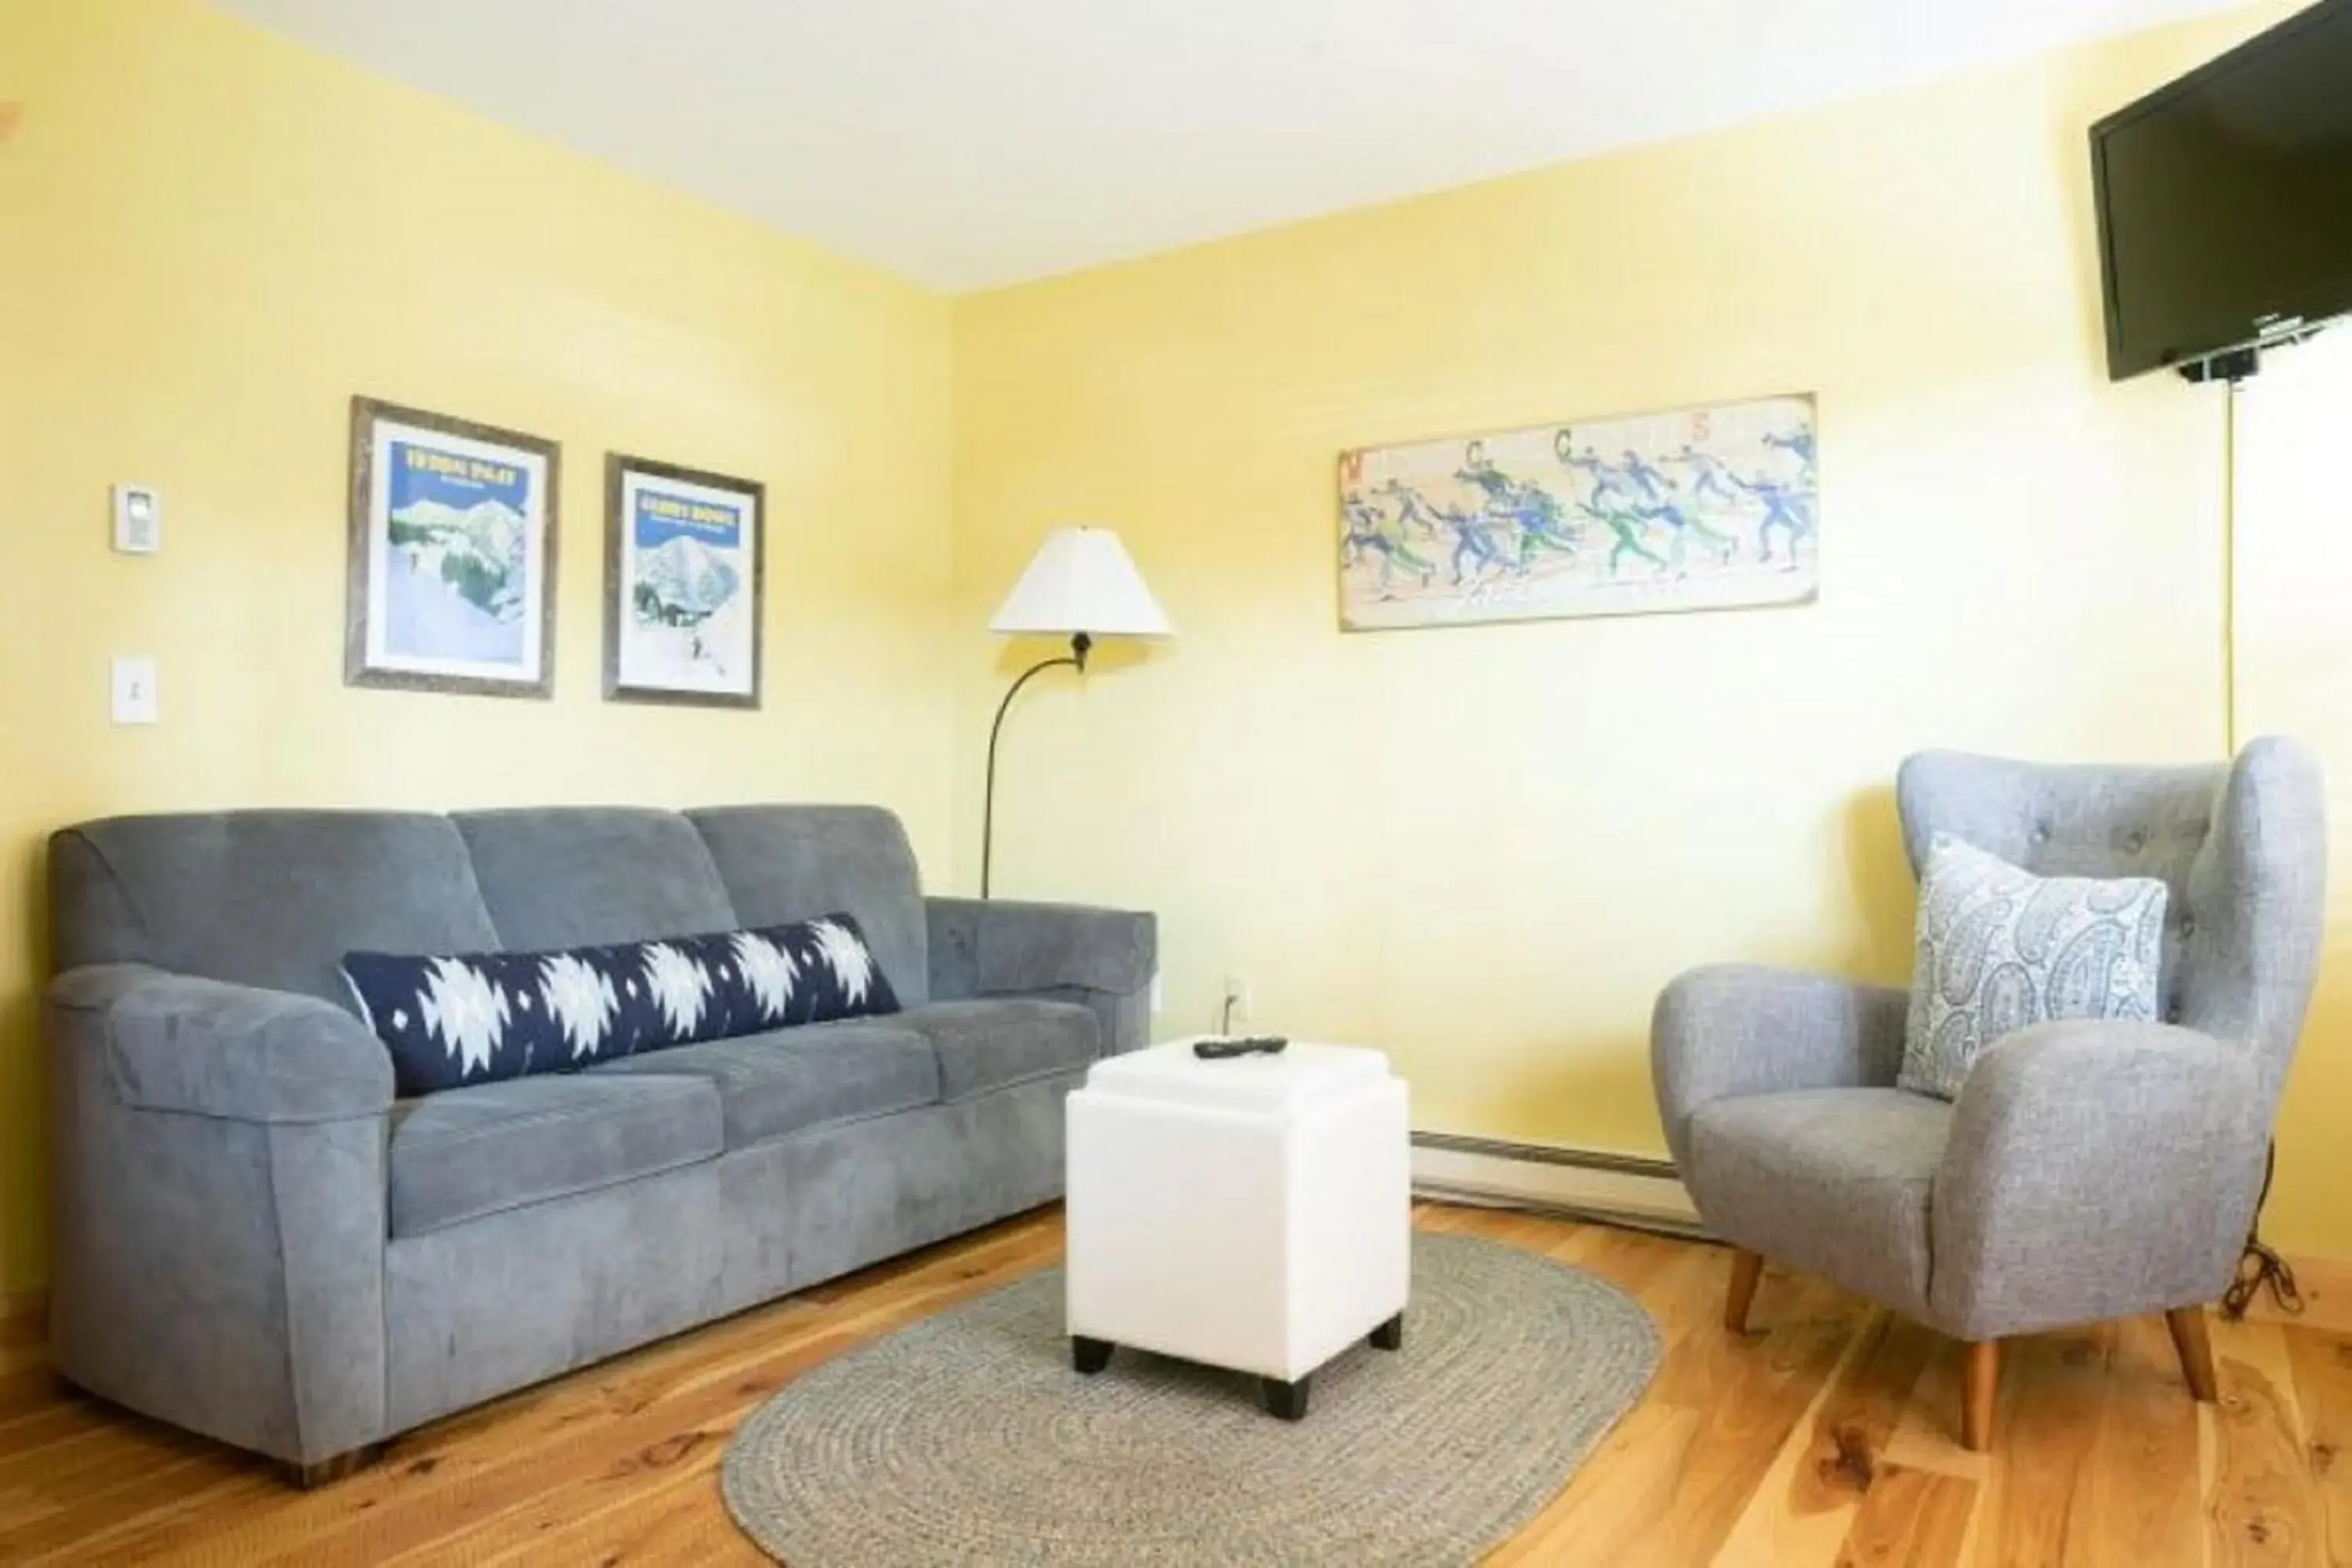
[2221,1142,2302,1319]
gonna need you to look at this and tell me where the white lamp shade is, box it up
[989,526,1172,638]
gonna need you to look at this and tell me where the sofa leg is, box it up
[2166,1306,2219,1403]
[280,1445,380,1490]
[1962,1340,1998,1452]
[1072,1336,1114,1375]
[1725,1247,1763,1334]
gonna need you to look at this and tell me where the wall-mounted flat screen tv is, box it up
[2092,0,2352,380]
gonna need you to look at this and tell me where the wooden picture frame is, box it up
[345,396,561,699]
[603,452,765,710]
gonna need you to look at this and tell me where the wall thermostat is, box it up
[111,484,161,554]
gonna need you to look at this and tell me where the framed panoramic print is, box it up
[346,397,560,697]
[604,453,764,708]
[1337,392,1817,631]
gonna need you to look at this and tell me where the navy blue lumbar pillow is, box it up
[343,913,900,1096]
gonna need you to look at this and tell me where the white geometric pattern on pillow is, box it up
[1897,834,2168,1101]
[343,912,899,1097]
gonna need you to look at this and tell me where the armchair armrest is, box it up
[1929,1019,2266,1338]
[49,963,394,1124]
[1650,964,1908,1171]
[926,897,1156,1057]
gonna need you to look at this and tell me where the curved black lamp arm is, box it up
[982,631,1091,898]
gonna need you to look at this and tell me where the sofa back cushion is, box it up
[690,806,928,1007]
[49,811,500,1006]
[453,808,738,949]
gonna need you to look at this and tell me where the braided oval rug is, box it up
[722,1232,1658,1566]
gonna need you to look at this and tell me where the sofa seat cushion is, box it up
[1684,1087,1951,1319]
[588,1021,941,1147]
[900,999,1098,1101]
[389,1073,722,1239]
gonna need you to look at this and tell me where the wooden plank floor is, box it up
[1,1201,2345,1566]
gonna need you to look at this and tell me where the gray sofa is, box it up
[44,804,1154,1480]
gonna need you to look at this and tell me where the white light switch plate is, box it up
[111,656,158,725]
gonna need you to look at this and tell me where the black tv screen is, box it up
[2092,0,2352,380]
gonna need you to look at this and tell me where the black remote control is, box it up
[1194,1035,1289,1059]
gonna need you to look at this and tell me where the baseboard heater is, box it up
[1410,1132,1711,1241]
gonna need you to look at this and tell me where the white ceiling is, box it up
[211,0,2242,289]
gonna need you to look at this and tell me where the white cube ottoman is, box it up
[1064,1039,1410,1418]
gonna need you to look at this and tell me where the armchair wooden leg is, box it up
[1724,1247,1763,1334]
[1962,1340,1998,1452]
[2166,1306,2219,1403]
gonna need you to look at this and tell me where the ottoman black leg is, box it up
[1370,1312,1404,1351]
[1261,1375,1312,1421]
[1072,1336,1114,1374]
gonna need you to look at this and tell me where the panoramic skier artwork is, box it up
[347,397,559,697]
[1337,393,1817,630]
[604,454,765,708]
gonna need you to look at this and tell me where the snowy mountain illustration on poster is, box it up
[605,455,765,708]
[347,397,557,699]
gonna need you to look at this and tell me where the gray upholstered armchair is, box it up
[1651,739,2325,1450]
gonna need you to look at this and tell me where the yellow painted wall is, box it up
[951,11,2315,1218]
[2232,328,2352,1260]
[9,0,2346,1296]
[0,0,956,1293]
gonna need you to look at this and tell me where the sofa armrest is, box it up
[926,897,1156,1000]
[45,963,391,1468]
[1650,964,1908,1172]
[1929,1018,2266,1338]
[926,898,1156,1057]
[49,963,394,1124]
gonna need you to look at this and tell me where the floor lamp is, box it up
[983,526,1171,898]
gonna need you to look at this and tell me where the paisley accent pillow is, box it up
[1897,835,2167,1101]
[343,913,900,1096]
